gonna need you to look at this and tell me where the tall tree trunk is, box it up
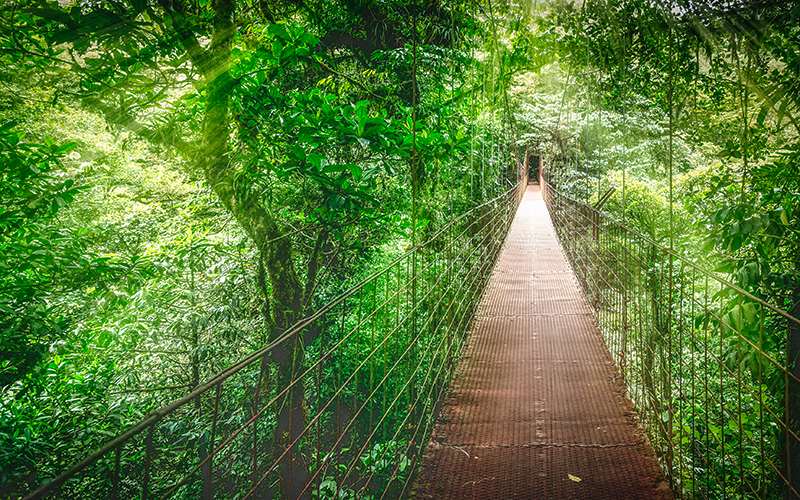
[164,0,311,496]
[266,233,310,500]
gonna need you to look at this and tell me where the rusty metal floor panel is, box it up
[411,185,673,500]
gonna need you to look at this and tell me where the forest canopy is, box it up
[1,0,799,499]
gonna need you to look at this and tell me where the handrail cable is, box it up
[542,178,800,330]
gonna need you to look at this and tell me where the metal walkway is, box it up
[412,185,673,499]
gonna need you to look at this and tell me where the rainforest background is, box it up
[1,0,799,498]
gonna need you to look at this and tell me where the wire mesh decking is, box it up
[21,180,525,500]
[542,168,800,500]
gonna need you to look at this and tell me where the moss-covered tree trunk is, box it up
[163,0,311,497]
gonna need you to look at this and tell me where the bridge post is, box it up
[621,295,628,383]
[788,293,800,500]
[201,442,212,500]
[523,147,529,184]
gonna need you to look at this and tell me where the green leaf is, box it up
[0,120,19,134]
[330,195,345,210]
[268,24,291,41]
[288,145,306,162]
[355,100,368,137]
[308,154,327,170]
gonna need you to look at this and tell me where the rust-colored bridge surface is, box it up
[412,185,673,500]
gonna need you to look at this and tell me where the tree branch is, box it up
[156,0,212,76]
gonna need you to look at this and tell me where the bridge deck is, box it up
[412,185,673,499]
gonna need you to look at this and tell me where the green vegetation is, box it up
[1,0,799,499]
[0,1,519,498]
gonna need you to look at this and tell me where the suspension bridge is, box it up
[412,183,671,499]
[19,166,800,500]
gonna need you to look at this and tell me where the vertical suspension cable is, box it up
[483,3,490,193]
[621,16,627,224]
[482,24,487,199]
[667,1,676,486]
[668,8,674,253]
[585,9,591,203]
[409,4,419,459]
[553,64,573,189]
[449,6,456,217]
[470,1,475,201]
[503,8,520,185]
[585,0,593,202]
[485,0,500,191]
[412,8,418,246]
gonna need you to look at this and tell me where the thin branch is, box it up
[316,59,385,102]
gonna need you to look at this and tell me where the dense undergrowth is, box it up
[1,0,799,498]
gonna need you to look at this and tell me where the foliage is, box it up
[6,0,797,497]
[0,0,521,497]
[0,121,84,385]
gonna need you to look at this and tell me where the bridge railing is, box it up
[541,171,800,499]
[21,179,525,500]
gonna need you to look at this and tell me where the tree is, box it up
[1,0,477,496]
